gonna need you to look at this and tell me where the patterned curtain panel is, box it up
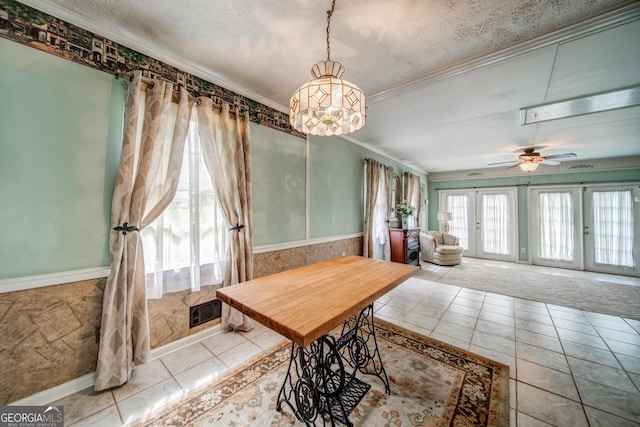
[196,100,254,331]
[363,159,382,258]
[363,159,394,259]
[95,71,192,391]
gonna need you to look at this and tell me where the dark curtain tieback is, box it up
[113,222,140,235]
[229,223,245,232]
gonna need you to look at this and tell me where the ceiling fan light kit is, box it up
[289,0,366,136]
[489,148,577,173]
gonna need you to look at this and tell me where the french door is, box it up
[529,184,639,276]
[529,187,584,270]
[584,185,639,276]
[440,188,518,262]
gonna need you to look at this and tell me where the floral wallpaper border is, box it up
[0,0,304,138]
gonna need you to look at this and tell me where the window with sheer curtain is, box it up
[482,194,510,255]
[446,194,469,250]
[141,121,228,299]
[539,191,574,261]
[592,190,634,268]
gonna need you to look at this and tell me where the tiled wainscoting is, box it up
[0,235,362,404]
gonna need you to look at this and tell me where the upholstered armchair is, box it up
[419,231,464,266]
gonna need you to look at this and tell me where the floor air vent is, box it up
[189,299,221,328]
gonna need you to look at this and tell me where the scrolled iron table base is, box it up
[276,303,388,426]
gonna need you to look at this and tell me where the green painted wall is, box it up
[0,37,124,280]
[250,123,306,246]
[0,35,428,278]
[428,169,640,261]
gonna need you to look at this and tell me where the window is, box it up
[141,121,228,299]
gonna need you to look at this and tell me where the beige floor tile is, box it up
[432,320,474,342]
[515,412,553,426]
[112,359,172,402]
[515,318,557,337]
[516,329,563,353]
[561,341,621,368]
[53,386,115,425]
[249,328,287,350]
[117,377,183,424]
[160,342,214,375]
[515,342,570,373]
[173,356,229,393]
[476,318,516,340]
[516,359,580,401]
[584,405,640,427]
[567,356,637,394]
[516,382,588,426]
[472,330,516,356]
[574,376,640,423]
[70,405,122,427]
[216,340,263,369]
[200,329,250,355]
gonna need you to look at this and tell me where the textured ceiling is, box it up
[22,0,640,173]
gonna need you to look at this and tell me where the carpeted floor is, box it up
[415,260,640,321]
[139,320,509,426]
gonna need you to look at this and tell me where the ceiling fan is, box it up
[489,148,577,172]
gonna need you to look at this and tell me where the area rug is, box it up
[140,320,509,426]
[426,262,640,320]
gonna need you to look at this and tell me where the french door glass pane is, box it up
[592,190,634,267]
[447,194,468,250]
[539,192,574,261]
[482,194,510,255]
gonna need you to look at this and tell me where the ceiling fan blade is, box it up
[488,160,519,165]
[543,153,577,160]
[541,159,561,166]
[507,163,520,169]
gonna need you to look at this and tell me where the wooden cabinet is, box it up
[389,227,420,266]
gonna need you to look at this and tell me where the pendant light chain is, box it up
[326,0,336,60]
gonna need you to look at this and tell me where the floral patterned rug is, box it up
[140,320,509,426]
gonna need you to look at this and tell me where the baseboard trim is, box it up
[9,323,223,406]
[0,267,111,294]
[9,372,96,406]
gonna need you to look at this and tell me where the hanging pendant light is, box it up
[289,0,366,136]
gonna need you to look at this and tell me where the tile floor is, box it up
[54,259,640,426]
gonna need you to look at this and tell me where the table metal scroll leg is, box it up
[344,304,391,394]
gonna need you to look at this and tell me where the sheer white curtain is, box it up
[403,172,421,227]
[539,192,574,261]
[446,194,469,250]
[141,121,228,299]
[482,194,510,255]
[592,190,634,267]
[373,176,389,246]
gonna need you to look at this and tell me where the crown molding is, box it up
[369,3,640,103]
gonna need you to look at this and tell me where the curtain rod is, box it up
[120,71,248,116]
